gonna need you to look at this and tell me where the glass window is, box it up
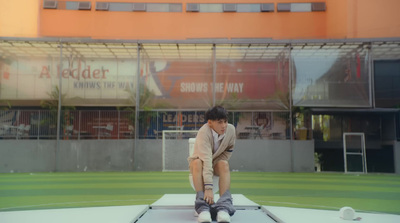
[58,43,138,107]
[145,3,182,12]
[63,1,91,10]
[215,46,290,110]
[66,1,78,10]
[374,60,400,108]
[169,3,182,12]
[109,3,133,12]
[291,3,311,12]
[312,113,386,142]
[139,44,214,109]
[147,3,169,12]
[292,47,371,107]
[200,4,223,12]
[237,4,261,12]
[0,41,61,102]
[312,114,330,141]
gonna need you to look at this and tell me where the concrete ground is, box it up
[1,194,399,223]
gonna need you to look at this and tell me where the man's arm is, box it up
[195,129,214,190]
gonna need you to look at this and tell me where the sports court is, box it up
[1,172,400,223]
[2,193,400,223]
[1,1,400,223]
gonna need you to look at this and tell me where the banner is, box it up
[1,58,289,109]
[143,60,289,109]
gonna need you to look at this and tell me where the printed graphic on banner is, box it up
[0,58,290,108]
[142,60,289,109]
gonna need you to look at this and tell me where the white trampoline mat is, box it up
[151,194,259,210]
[136,209,278,223]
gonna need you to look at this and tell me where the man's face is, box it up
[208,119,228,135]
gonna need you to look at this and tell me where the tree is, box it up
[40,86,75,138]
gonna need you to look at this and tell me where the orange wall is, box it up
[38,0,330,40]
[325,0,348,38]
[351,0,400,38]
[1,0,399,40]
[0,0,40,37]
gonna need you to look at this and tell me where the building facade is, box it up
[0,0,400,173]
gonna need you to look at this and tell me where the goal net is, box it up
[162,130,199,172]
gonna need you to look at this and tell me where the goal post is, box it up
[343,132,367,173]
[162,130,199,172]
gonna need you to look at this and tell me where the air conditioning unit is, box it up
[132,3,146,11]
[260,3,274,12]
[96,2,109,11]
[223,4,237,12]
[312,2,326,11]
[43,0,57,9]
[186,3,199,12]
[78,2,91,10]
[277,3,291,12]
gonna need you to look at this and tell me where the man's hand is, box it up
[204,189,214,205]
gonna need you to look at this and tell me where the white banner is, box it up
[1,58,138,105]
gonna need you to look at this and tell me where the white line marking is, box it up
[0,199,157,211]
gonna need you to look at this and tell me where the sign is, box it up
[1,58,289,108]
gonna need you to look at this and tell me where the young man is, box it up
[188,106,236,223]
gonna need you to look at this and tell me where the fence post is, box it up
[37,110,40,140]
[78,110,81,140]
[118,110,120,139]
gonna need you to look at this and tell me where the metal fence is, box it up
[0,110,135,140]
[0,110,294,140]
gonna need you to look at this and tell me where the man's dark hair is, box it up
[205,106,228,121]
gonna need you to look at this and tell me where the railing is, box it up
[0,110,293,140]
[0,110,135,140]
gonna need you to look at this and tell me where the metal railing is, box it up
[0,110,135,140]
[0,110,294,140]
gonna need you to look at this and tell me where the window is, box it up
[146,3,182,12]
[237,4,262,12]
[374,60,400,108]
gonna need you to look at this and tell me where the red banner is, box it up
[145,61,289,100]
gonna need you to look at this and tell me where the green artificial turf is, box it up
[0,172,399,215]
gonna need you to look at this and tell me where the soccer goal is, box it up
[162,130,199,172]
[343,132,367,173]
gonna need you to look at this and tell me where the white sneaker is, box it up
[217,211,231,223]
[198,211,211,223]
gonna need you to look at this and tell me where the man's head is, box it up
[206,106,228,135]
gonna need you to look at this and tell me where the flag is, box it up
[356,53,361,78]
